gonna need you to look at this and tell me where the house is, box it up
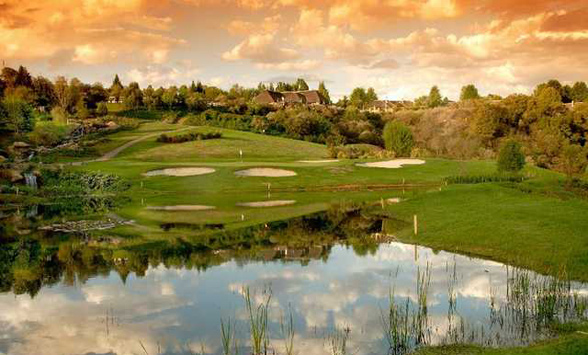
[253,89,328,106]
[366,100,401,113]
[282,92,306,104]
[253,90,284,105]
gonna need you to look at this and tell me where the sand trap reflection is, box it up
[0,242,586,355]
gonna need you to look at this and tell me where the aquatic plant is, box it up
[243,286,272,355]
[327,327,350,355]
[280,305,295,355]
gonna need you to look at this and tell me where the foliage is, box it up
[28,121,70,146]
[383,121,414,157]
[51,106,69,125]
[444,173,527,184]
[558,143,587,180]
[460,84,480,101]
[1,94,35,133]
[497,140,526,172]
[428,86,443,108]
[96,102,108,117]
[41,169,130,195]
[157,131,222,143]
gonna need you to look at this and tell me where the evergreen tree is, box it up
[295,78,309,91]
[497,140,525,172]
[318,81,331,104]
[428,86,443,108]
[15,66,33,88]
[196,81,204,93]
[190,81,197,93]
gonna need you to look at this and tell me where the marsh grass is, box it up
[243,286,272,355]
[327,327,350,355]
[280,305,295,355]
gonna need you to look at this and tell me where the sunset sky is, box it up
[1,0,587,100]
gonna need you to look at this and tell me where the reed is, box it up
[243,286,272,355]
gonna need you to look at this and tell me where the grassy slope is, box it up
[391,183,588,281]
[415,323,588,354]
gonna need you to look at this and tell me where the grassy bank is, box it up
[415,323,588,354]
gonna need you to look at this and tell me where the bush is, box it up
[156,131,222,143]
[497,139,525,172]
[383,121,414,157]
[96,102,108,117]
[28,121,70,146]
[51,106,69,124]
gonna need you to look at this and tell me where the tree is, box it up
[383,121,414,157]
[497,139,525,172]
[349,88,367,108]
[76,101,90,119]
[162,86,178,108]
[558,143,587,181]
[1,67,18,88]
[86,83,108,109]
[571,82,588,102]
[109,74,124,102]
[472,102,508,145]
[32,76,57,108]
[460,84,480,101]
[96,102,108,116]
[318,81,331,104]
[143,85,156,110]
[295,78,309,91]
[427,86,443,108]
[15,66,33,88]
[365,87,378,104]
[2,94,35,133]
[122,82,143,110]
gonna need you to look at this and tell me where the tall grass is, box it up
[243,286,272,355]
[327,327,350,355]
[280,305,295,355]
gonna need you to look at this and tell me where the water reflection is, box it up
[0,209,586,355]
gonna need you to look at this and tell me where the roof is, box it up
[282,92,306,103]
[297,90,326,104]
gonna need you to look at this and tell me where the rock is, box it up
[12,142,31,149]
[2,169,24,182]
[105,121,119,130]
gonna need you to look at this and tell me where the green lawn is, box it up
[415,323,588,354]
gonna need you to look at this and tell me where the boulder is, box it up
[12,142,31,149]
[3,169,24,182]
[105,121,119,130]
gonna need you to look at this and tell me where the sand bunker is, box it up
[237,200,296,207]
[386,198,402,204]
[356,159,425,169]
[147,205,215,211]
[143,167,215,177]
[234,168,297,177]
[298,159,339,163]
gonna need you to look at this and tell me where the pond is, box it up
[0,208,586,355]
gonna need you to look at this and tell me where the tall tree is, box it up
[1,67,18,89]
[32,76,57,108]
[15,66,33,88]
[365,87,378,104]
[110,74,124,102]
[460,84,480,101]
[349,87,367,108]
[427,86,443,108]
[318,81,331,104]
[295,78,309,91]
[571,82,588,102]
[122,82,143,110]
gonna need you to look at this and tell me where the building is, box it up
[253,89,328,106]
[366,100,412,113]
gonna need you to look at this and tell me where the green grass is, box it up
[390,183,588,281]
[415,323,588,354]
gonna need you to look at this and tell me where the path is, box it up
[74,127,191,164]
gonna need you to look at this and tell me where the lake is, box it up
[0,207,586,355]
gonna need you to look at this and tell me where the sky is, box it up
[1,0,587,100]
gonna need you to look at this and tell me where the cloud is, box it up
[227,15,281,36]
[222,33,300,64]
[0,0,185,66]
[126,62,200,87]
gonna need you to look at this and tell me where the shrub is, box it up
[497,139,525,172]
[51,106,69,124]
[383,121,414,157]
[96,102,108,117]
[28,121,70,146]
[157,131,222,143]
